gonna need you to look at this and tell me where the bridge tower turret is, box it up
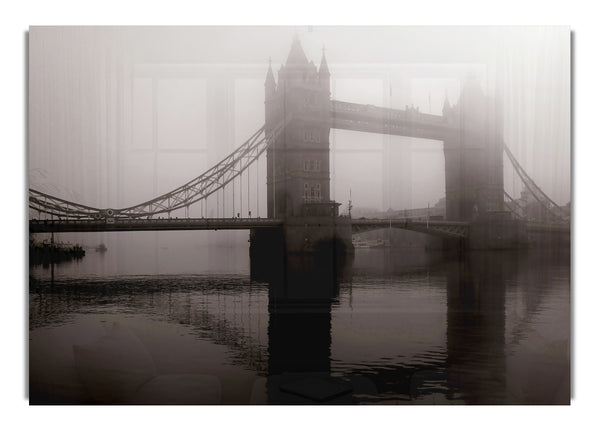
[265,57,277,217]
[265,38,335,219]
[318,47,330,94]
[442,77,505,223]
[443,77,524,248]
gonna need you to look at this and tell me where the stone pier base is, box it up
[249,217,354,301]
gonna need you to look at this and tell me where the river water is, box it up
[28,232,570,405]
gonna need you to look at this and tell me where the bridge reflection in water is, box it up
[28,246,569,404]
[248,246,570,404]
[252,246,568,404]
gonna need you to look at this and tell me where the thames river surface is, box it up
[28,231,570,405]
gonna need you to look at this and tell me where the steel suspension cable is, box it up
[30,121,284,219]
[503,142,569,221]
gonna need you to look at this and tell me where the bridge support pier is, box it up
[249,217,353,298]
[281,217,353,256]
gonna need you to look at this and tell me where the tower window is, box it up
[303,182,322,203]
[303,129,320,143]
[303,159,322,172]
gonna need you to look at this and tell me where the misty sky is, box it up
[28,26,570,218]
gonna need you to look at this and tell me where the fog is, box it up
[28,26,570,247]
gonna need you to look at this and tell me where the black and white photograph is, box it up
[26,25,571,407]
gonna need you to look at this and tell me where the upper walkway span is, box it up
[330,100,455,141]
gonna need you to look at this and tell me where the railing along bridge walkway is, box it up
[29,215,472,240]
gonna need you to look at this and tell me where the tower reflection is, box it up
[257,251,355,404]
[445,251,517,403]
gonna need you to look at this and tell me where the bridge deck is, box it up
[29,218,284,233]
[525,222,571,234]
[29,216,469,239]
[29,217,568,241]
[351,218,470,239]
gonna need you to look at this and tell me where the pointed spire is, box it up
[443,90,451,114]
[265,57,276,95]
[265,57,275,84]
[285,37,309,66]
[319,46,330,76]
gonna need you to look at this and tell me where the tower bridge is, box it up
[29,38,570,255]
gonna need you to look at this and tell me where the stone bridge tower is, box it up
[443,78,525,248]
[252,38,352,264]
[442,77,505,223]
[265,38,337,219]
